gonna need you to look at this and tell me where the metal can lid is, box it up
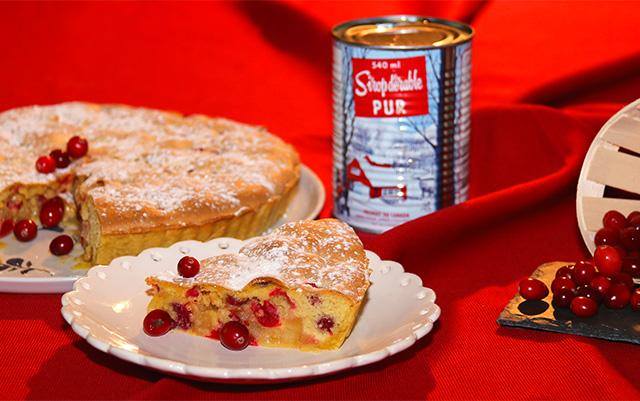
[332,15,473,49]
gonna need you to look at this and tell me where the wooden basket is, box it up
[577,98,640,255]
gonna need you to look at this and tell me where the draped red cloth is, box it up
[1,1,639,399]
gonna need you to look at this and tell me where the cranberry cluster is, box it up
[594,210,640,278]
[518,209,640,318]
[0,196,74,256]
[35,136,88,174]
[0,136,91,255]
[144,256,252,351]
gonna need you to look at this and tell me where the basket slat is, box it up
[601,116,640,154]
[587,147,640,194]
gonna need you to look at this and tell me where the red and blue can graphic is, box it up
[332,16,473,233]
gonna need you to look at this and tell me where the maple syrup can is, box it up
[332,16,474,233]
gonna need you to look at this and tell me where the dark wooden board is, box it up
[497,261,640,345]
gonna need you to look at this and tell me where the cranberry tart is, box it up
[0,102,299,264]
[145,219,371,351]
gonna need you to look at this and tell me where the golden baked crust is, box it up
[146,219,371,351]
[198,218,370,303]
[0,102,300,263]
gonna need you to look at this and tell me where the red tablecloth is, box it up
[1,1,639,400]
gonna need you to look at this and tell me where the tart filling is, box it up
[145,219,371,351]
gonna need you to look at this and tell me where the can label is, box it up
[333,41,472,233]
[352,57,429,117]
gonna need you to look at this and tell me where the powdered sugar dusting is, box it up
[0,103,299,230]
[160,219,371,301]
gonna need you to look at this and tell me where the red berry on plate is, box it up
[603,210,627,230]
[551,276,576,294]
[0,219,14,237]
[555,266,574,280]
[13,219,37,241]
[620,225,640,251]
[594,245,622,276]
[630,289,640,311]
[594,227,620,246]
[603,283,631,309]
[49,234,74,256]
[177,256,200,278]
[576,285,602,304]
[67,136,89,158]
[589,274,611,297]
[570,296,598,317]
[143,309,175,337]
[219,321,250,351]
[40,196,65,228]
[518,278,549,300]
[50,149,71,168]
[35,155,56,174]
[552,287,575,308]
[573,261,596,286]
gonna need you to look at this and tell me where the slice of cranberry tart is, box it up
[145,219,371,351]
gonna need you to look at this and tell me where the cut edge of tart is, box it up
[144,219,371,351]
[0,102,300,264]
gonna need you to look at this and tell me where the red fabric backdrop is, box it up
[0,1,639,399]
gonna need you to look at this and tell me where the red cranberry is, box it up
[317,316,335,334]
[594,227,620,246]
[50,149,71,168]
[225,295,248,306]
[603,210,627,230]
[67,136,89,158]
[630,288,640,311]
[620,226,640,251]
[552,288,576,308]
[250,300,280,327]
[589,275,611,297]
[609,272,634,291]
[185,286,199,298]
[576,285,602,303]
[49,234,74,256]
[171,303,192,329]
[0,219,14,237]
[143,309,175,336]
[627,210,640,224]
[40,196,65,228]
[551,276,576,294]
[614,245,627,258]
[603,283,631,309]
[555,266,574,280]
[13,219,37,241]
[35,155,56,174]
[177,256,200,278]
[570,296,599,317]
[518,278,549,300]
[219,321,250,351]
[594,245,622,276]
[622,254,640,278]
[573,261,596,286]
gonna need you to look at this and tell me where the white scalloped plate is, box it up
[60,238,440,383]
[0,165,324,294]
